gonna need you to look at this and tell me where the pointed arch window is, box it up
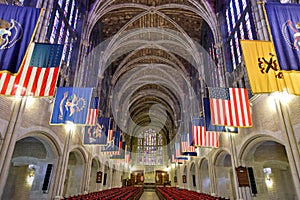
[137,129,163,165]
[225,0,256,71]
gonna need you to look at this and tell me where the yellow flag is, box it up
[281,71,300,95]
[240,40,285,94]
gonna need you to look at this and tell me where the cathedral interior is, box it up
[0,0,300,199]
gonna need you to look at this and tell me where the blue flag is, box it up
[0,4,41,74]
[50,87,92,125]
[84,117,110,145]
[110,142,126,159]
[265,2,300,70]
[102,131,121,153]
[203,98,238,133]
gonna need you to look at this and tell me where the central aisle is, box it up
[139,191,160,200]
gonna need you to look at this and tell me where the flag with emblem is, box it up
[241,40,300,95]
[102,131,121,155]
[240,40,286,94]
[209,87,252,127]
[110,142,126,159]
[86,97,99,125]
[0,4,41,74]
[50,87,92,125]
[265,2,300,71]
[84,117,110,145]
[0,43,63,96]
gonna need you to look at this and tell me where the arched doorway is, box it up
[63,150,85,197]
[3,136,58,200]
[189,163,196,191]
[182,165,187,189]
[243,140,297,199]
[89,158,100,192]
[214,151,236,199]
[199,159,210,194]
[103,162,110,189]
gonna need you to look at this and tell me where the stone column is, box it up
[53,128,73,199]
[0,98,26,199]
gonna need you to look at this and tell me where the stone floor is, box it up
[139,191,160,200]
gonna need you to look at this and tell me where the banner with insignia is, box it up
[84,117,110,145]
[0,4,41,74]
[241,40,300,95]
[50,87,92,125]
[265,2,300,71]
[101,131,121,154]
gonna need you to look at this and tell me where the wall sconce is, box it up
[263,168,273,187]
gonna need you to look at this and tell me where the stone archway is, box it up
[242,140,297,199]
[89,158,100,192]
[63,149,85,197]
[189,163,196,191]
[199,159,210,194]
[214,151,235,199]
[3,136,58,200]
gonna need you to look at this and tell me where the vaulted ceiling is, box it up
[84,0,223,146]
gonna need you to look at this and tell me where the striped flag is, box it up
[0,43,63,96]
[86,97,99,125]
[190,117,206,146]
[209,87,252,127]
[174,143,188,159]
[203,131,219,148]
[181,133,196,156]
[107,118,114,143]
[125,145,131,164]
[171,155,187,163]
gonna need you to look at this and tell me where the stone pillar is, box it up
[53,128,73,199]
[273,98,300,199]
[0,98,26,199]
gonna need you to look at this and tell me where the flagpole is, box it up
[0,97,27,198]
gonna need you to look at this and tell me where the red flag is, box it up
[209,87,252,127]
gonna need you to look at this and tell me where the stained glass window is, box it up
[225,0,256,71]
[47,0,79,69]
[137,129,163,165]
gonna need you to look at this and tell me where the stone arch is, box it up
[63,148,86,197]
[189,162,196,191]
[212,149,235,200]
[89,157,101,192]
[199,158,210,194]
[239,134,297,199]
[3,130,61,200]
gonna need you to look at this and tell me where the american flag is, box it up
[125,146,131,164]
[0,43,63,96]
[181,133,196,154]
[209,87,252,127]
[174,143,188,159]
[86,97,99,125]
[190,117,206,146]
[203,131,219,148]
[171,155,187,163]
[102,132,122,155]
[107,118,114,142]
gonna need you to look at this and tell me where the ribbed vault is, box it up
[83,0,223,147]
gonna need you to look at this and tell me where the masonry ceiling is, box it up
[87,0,220,145]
